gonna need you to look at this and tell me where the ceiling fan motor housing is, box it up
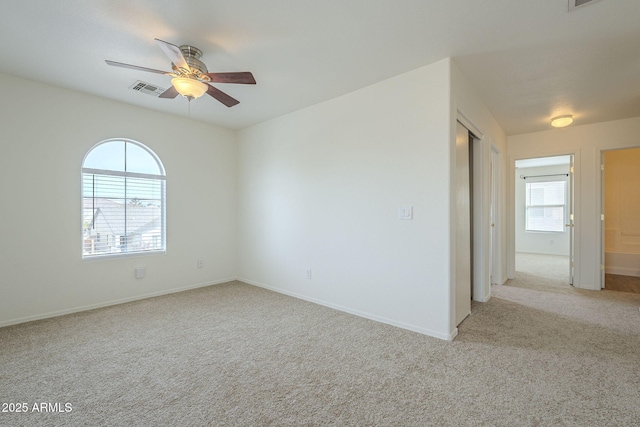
[173,45,208,78]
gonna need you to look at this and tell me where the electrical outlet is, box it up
[197,260,204,269]
[306,269,312,279]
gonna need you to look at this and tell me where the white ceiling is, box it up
[1,0,638,134]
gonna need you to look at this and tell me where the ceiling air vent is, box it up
[128,80,166,97]
[568,0,602,11]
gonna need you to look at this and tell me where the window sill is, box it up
[82,250,166,262]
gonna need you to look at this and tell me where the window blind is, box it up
[82,169,165,257]
[525,180,566,232]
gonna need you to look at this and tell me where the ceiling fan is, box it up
[106,38,255,107]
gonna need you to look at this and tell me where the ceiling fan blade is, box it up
[155,38,189,71]
[206,84,240,107]
[158,86,179,99]
[205,72,256,85]
[105,60,170,75]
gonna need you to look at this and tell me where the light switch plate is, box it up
[398,206,413,220]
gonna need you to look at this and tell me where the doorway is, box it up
[601,147,640,294]
[455,121,472,326]
[513,155,573,287]
[455,120,484,326]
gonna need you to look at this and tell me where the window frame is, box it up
[81,138,166,259]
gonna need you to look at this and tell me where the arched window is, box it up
[82,139,166,258]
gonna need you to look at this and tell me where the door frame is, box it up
[507,151,580,286]
[457,112,490,304]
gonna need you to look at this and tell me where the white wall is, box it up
[0,57,508,341]
[604,148,640,254]
[515,164,570,256]
[0,73,237,326]
[508,116,640,290]
[237,58,508,340]
[238,60,455,339]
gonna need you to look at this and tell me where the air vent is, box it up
[128,80,166,97]
[568,0,602,11]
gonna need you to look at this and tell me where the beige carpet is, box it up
[514,252,571,291]
[1,269,639,425]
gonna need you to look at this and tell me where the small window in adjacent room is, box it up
[525,180,566,232]
[82,139,166,258]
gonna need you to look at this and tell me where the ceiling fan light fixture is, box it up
[171,77,207,100]
[550,115,574,128]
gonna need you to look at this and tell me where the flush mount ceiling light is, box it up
[171,77,208,100]
[551,115,574,128]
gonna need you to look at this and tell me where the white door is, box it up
[455,122,471,326]
[490,148,500,285]
[600,153,606,288]
[568,155,575,285]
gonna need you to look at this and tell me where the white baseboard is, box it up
[605,267,640,277]
[475,293,491,303]
[4,277,460,342]
[238,277,457,341]
[516,251,570,256]
[0,277,237,328]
